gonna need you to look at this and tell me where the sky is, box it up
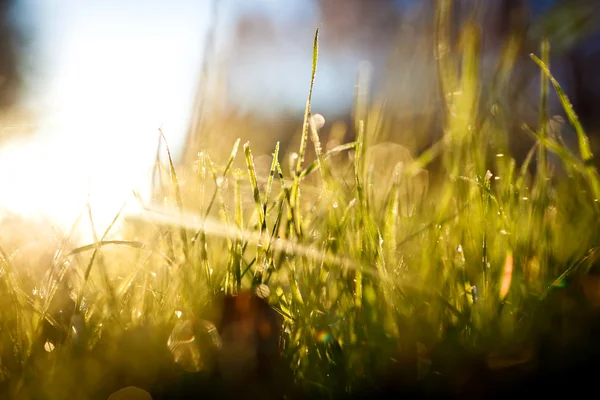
[0,0,214,239]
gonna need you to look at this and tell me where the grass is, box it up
[2,7,600,400]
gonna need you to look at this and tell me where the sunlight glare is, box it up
[0,1,211,244]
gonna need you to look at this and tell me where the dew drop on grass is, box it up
[175,310,182,319]
[457,245,463,253]
[44,341,55,352]
[256,284,270,299]
[310,114,326,131]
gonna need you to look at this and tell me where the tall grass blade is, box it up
[530,53,600,204]
[160,129,189,257]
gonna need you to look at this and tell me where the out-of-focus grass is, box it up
[3,6,600,400]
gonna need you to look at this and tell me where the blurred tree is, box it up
[0,0,20,110]
[0,0,31,145]
[316,0,401,49]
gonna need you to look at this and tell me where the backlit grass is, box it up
[2,8,600,400]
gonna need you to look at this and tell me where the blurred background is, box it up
[0,0,598,239]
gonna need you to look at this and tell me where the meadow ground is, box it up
[2,16,600,400]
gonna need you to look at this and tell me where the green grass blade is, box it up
[537,39,550,182]
[160,129,189,257]
[295,26,319,176]
[530,53,600,203]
